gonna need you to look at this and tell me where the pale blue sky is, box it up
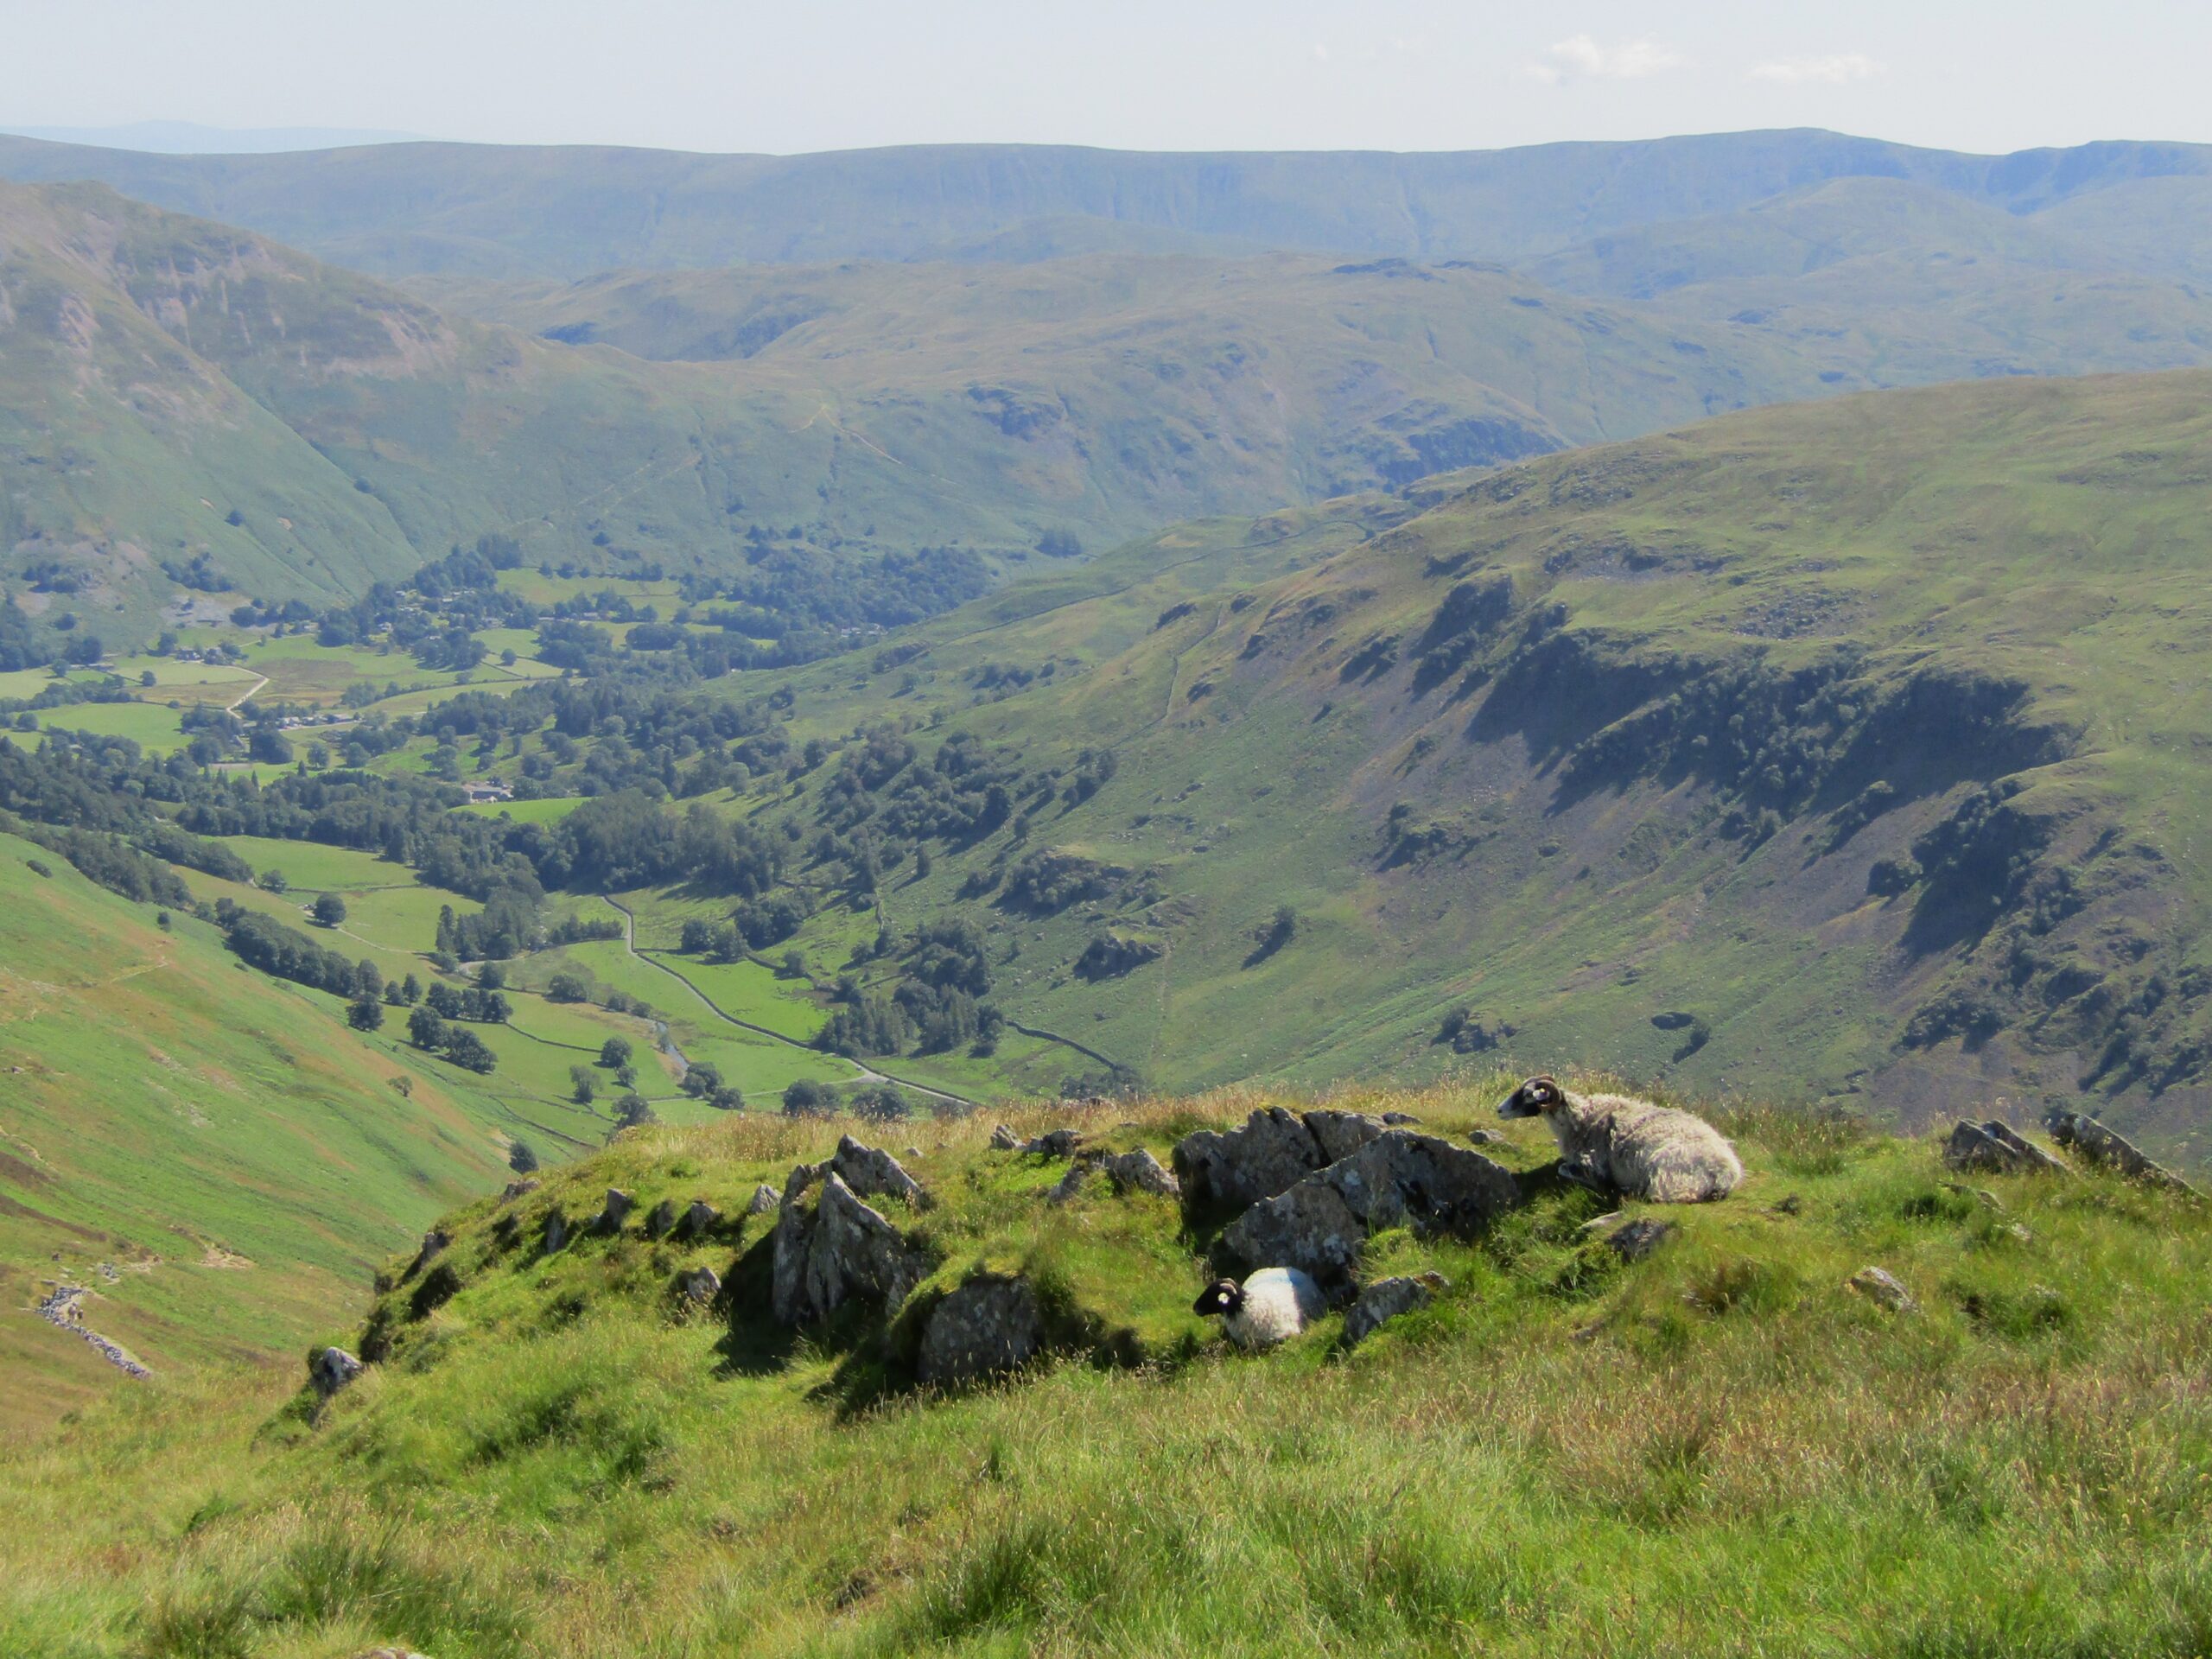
[1,0,2204,156]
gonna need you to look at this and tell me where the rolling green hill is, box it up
[3,128,2207,279]
[582,368,2212,1163]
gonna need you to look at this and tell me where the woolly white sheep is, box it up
[1499,1075,1743,1203]
[1192,1266,1326,1348]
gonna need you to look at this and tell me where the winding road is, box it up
[602,899,974,1108]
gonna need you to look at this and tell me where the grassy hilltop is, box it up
[1,1084,2206,1656]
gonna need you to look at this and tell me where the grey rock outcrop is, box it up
[1172,1107,1389,1210]
[1020,1128,1086,1159]
[746,1183,779,1216]
[1849,1266,1917,1312]
[542,1210,569,1253]
[989,1124,1020,1151]
[677,1266,721,1308]
[308,1344,365,1397]
[1943,1120,2068,1177]
[1344,1271,1446,1345]
[597,1188,635,1232]
[1103,1147,1180,1199]
[917,1273,1044,1386]
[1221,1130,1520,1284]
[499,1178,539,1203]
[645,1198,679,1240]
[2045,1109,2200,1196]
[770,1163,929,1325]
[684,1199,722,1236]
[1382,1111,1421,1126]
[819,1135,926,1205]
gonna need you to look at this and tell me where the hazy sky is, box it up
[3,0,2206,157]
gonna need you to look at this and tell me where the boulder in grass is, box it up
[1344,1272,1446,1345]
[677,1266,721,1308]
[645,1198,680,1240]
[1172,1107,1389,1211]
[684,1199,722,1236]
[308,1344,364,1397]
[542,1211,569,1253]
[1103,1147,1180,1200]
[746,1183,779,1217]
[989,1124,1020,1151]
[1942,1119,2068,1177]
[1849,1266,1916,1313]
[597,1188,636,1232]
[770,1162,929,1325]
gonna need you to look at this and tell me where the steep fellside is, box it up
[674,370,2212,1160]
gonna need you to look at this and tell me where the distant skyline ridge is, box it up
[0,120,427,155]
[3,127,2207,283]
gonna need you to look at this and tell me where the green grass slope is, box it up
[1,1085,2206,1655]
[0,830,578,1431]
[645,369,2212,1158]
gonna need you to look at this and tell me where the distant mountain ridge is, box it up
[1,129,2206,280]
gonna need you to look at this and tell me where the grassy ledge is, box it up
[2,1076,2208,1656]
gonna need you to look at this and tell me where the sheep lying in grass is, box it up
[1499,1075,1743,1203]
[1192,1267,1326,1349]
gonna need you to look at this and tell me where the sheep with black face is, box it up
[1499,1075,1742,1203]
[1192,1266,1326,1349]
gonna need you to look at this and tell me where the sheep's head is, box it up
[1499,1075,1565,1119]
[1192,1279,1243,1318]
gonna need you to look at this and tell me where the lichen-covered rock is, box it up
[1849,1265,1916,1312]
[308,1344,364,1396]
[1173,1107,1389,1211]
[2045,1109,2200,1196]
[645,1198,679,1240]
[1222,1130,1521,1285]
[746,1183,779,1216]
[1943,1120,2068,1177]
[770,1172,928,1325]
[917,1274,1044,1385]
[1344,1272,1446,1344]
[597,1188,635,1232]
[685,1199,722,1235]
[677,1266,721,1307]
[1103,1147,1180,1199]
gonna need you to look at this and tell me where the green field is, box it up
[35,701,188,753]
[205,836,412,893]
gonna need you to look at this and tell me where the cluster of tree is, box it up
[423,978,511,1024]
[405,1006,497,1072]
[817,918,1002,1058]
[217,903,369,998]
[0,811,194,907]
[677,893,806,960]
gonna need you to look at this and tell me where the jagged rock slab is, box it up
[597,1188,635,1232]
[1173,1107,1389,1210]
[1222,1130,1520,1283]
[1943,1120,2068,1177]
[645,1198,679,1240]
[1344,1272,1446,1345]
[685,1199,722,1236]
[770,1168,928,1325]
[918,1274,1044,1385]
[746,1183,779,1216]
[2046,1109,2200,1196]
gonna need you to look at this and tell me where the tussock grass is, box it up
[3,1077,2209,1656]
